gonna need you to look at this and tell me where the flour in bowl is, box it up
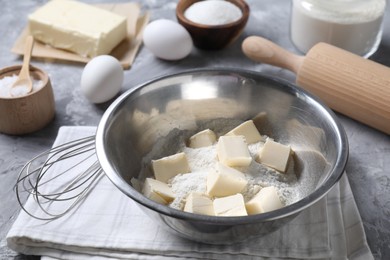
[168,140,301,211]
[138,119,308,216]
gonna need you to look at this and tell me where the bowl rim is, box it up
[176,0,250,29]
[96,68,349,224]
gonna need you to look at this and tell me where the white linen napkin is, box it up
[7,126,373,260]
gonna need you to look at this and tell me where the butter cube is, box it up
[152,152,191,183]
[213,194,248,217]
[207,162,247,197]
[28,0,127,58]
[188,129,217,148]
[226,120,262,144]
[217,136,252,167]
[258,139,291,172]
[184,192,215,216]
[142,178,175,205]
[245,186,283,214]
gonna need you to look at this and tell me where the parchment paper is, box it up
[11,2,149,70]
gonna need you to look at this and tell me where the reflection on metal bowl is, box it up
[95,69,348,244]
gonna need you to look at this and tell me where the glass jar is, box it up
[290,0,386,58]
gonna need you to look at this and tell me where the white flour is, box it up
[136,118,310,211]
[290,0,386,57]
[169,146,215,209]
[168,139,302,210]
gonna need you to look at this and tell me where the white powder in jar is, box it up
[0,74,44,98]
[184,0,242,26]
[290,0,386,57]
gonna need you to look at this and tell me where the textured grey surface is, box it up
[0,0,389,259]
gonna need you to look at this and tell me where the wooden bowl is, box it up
[176,0,250,50]
[0,65,55,135]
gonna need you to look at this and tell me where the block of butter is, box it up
[258,138,291,172]
[245,186,283,214]
[142,178,175,205]
[152,152,191,183]
[213,193,248,217]
[207,162,247,197]
[28,0,127,58]
[225,120,262,144]
[184,192,215,216]
[188,129,217,148]
[217,136,252,167]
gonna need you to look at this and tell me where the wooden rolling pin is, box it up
[242,36,390,135]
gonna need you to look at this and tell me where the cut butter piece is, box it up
[207,162,247,197]
[245,186,283,214]
[152,152,190,183]
[184,192,215,216]
[258,139,291,172]
[28,0,127,58]
[213,194,248,217]
[188,129,217,148]
[217,136,252,167]
[226,120,262,144]
[142,178,175,205]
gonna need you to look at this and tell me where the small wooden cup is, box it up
[0,65,55,135]
[176,0,250,50]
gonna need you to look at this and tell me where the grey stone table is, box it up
[0,0,389,259]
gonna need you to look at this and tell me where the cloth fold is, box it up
[7,126,373,259]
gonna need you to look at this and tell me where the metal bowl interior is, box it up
[96,69,348,244]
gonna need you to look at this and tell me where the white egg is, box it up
[81,55,124,104]
[143,19,193,60]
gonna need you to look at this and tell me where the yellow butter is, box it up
[217,136,252,167]
[207,162,247,197]
[213,193,248,217]
[184,192,215,216]
[142,178,175,205]
[245,186,283,214]
[152,152,191,183]
[28,0,127,57]
[226,120,262,144]
[258,139,291,172]
[189,129,217,148]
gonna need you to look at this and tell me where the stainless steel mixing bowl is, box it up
[95,69,348,244]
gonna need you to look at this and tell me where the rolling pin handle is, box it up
[242,36,303,74]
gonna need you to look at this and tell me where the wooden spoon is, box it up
[10,36,34,97]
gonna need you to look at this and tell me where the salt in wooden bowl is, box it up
[0,65,55,135]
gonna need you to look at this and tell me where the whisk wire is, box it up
[37,159,100,201]
[35,164,104,219]
[17,136,95,195]
[15,135,105,221]
[34,152,96,198]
